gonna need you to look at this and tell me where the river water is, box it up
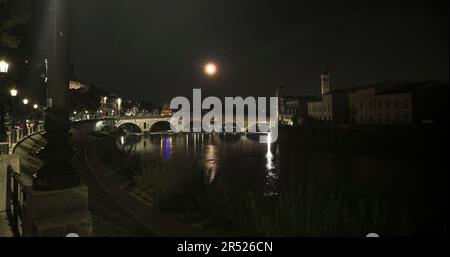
[114,128,448,221]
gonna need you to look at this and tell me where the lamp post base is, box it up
[33,107,80,191]
[22,184,92,236]
[33,168,80,191]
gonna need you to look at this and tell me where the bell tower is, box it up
[320,66,330,95]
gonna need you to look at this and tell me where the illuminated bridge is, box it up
[92,115,274,134]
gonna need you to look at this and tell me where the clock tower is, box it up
[320,66,330,95]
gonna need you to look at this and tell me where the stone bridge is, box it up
[115,116,173,133]
[89,115,273,134]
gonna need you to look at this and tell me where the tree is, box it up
[0,0,30,49]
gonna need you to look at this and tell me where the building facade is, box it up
[349,87,377,124]
[98,94,122,117]
[375,92,412,124]
[284,96,319,125]
[308,100,323,121]
[375,81,448,125]
[349,81,448,125]
[69,80,91,92]
[309,76,448,125]
[307,68,349,123]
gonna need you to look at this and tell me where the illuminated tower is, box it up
[320,66,330,95]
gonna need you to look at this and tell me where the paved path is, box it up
[71,128,203,236]
[0,212,13,237]
[70,129,152,236]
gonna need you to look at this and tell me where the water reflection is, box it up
[117,134,140,154]
[204,144,218,183]
[117,133,282,194]
[264,133,279,196]
[266,139,274,171]
[160,136,172,161]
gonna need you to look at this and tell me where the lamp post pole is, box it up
[33,104,38,131]
[0,61,9,154]
[33,0,80,190]
[22,98,29,129]
[10,89,18,142]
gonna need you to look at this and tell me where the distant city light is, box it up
[117,98,122,110]
[33,104,38,109]
[204,62,218,77]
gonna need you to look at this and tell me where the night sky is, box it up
[66,0,448,104]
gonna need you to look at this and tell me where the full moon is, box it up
[204,62,218,76]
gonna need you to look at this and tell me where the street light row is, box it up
[10,89,40,109]
[2,60,39,109]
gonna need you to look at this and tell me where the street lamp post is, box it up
[10,88,18,142]
[33,104,38,129]
[33,0,80,190]
[0,60,9,154]
[22,98,29,135]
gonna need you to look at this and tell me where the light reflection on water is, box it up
[117,133,280,194]
[205,144,218,183]
[265,134,279,196]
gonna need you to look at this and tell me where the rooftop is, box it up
[324,80,448,96]
[376,80,447,95]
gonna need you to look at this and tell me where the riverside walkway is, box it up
[71,128,202,236]
[0,212,13,237]
[69,128,152,236]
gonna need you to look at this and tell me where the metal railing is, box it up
[1,124,44,155]
[5,165,25,237]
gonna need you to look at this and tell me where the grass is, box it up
[131,156,411,236]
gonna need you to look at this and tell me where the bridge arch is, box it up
[94,119,116,131]
[150,120,172,133]
[117,122,142,134]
